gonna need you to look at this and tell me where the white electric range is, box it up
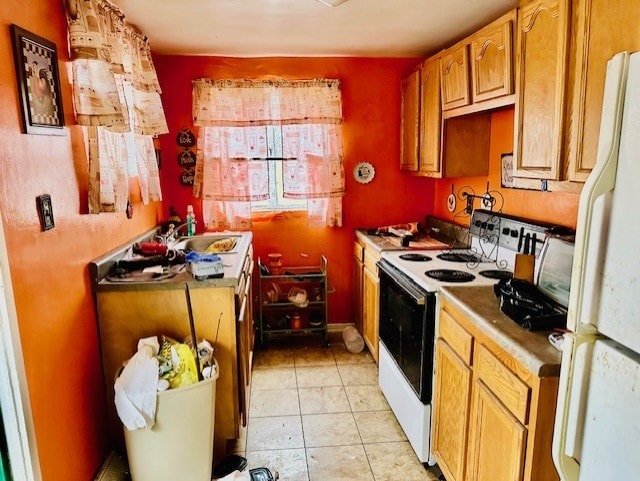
[376,209,562,464]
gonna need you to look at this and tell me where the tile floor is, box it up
[226,333,443,481]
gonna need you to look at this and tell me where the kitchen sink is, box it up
[171,234,242,254]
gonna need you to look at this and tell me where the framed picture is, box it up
[501,153,514,188]
[11,24,65,135]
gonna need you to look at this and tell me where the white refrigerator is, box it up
[553,51,640,480]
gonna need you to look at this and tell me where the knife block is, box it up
[513,254,535,283]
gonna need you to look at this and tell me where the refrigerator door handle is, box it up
[567,52,629,332]
[553,334,598,481]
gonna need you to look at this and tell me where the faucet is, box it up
[157,222,189,245]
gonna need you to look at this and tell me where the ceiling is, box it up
[112,0,518,57]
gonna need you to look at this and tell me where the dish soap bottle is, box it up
[186,205,196,237]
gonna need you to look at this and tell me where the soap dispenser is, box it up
[186,205,196,236]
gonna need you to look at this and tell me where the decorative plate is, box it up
[353,161,375,184]
[447,193,456,212]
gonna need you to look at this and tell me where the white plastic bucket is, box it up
[124,366,218,481]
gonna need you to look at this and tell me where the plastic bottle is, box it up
[186,205,196,236]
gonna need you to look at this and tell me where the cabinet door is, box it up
[362,264,379,362]
[432,339,472,481]
[353,243,364,335]
[441,43,471,110]
[467,379,527,481]
[471,11,514,103]
[237,290,251,427]
[400,68,421,172]
[565,0,640,182]
[418,56,442,175]
[513,0,569,180]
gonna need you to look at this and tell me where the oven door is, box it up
[377,260,436,403]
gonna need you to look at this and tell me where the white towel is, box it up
[114,337,160,430]
[219,471,251,481]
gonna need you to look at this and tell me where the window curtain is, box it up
[64,0,167,212]
[192,79,345,229]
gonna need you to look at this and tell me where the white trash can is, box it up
[124,365,218,481]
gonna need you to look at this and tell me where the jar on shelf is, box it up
[290,312,303,330]
[267,253,283,275]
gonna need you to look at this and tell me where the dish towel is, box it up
[114,337,160,430]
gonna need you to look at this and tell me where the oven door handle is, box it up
[377,259,428,305]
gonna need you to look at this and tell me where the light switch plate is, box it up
[36,194,54,231]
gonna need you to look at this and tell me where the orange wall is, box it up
[433,108,580,228]
[1,2,161,479]
[153,56,439,323]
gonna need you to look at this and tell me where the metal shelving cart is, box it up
[257,255,329,347]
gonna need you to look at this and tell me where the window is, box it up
[250,126,306,212]
[192,78,345,229]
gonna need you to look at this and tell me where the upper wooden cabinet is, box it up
[441,42,471,110]
[441,10,516,116]
[513,0,569,181]
[401,55,491,178]
[564,0,640,182]
[418,56,443,175]
[400,67,421,172]
[470,10,515,103]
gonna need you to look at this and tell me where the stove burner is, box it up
[437,252,484,263]
[479,269,513,280]
[425,269,476,283]
[399,253,432,262]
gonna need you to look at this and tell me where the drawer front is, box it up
[439,308,473,365]
[474,343,530,424]
[354,242,364,262]
[363,249,380,273]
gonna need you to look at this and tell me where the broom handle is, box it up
[185,283,203,382]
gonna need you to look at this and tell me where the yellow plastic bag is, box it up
[159,338,199,389]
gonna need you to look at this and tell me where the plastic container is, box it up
[123,363,218,481]
[342,326,365,353]
[186,205,196,237]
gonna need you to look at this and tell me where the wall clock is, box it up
[353,161,375,184]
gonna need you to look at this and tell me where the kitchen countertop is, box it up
[440,285,562,377]
[355,229,406,254]
[90,231,253,293]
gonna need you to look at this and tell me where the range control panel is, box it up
[469,209,562,257]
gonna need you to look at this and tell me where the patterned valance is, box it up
[64,0,168,135]
[192,79,342,127]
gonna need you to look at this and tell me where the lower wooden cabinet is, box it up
[362,248,380,362]
[432,297,559,481]
[353,241,364,336]
[432,339,472,481]
[467,380,527,481]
